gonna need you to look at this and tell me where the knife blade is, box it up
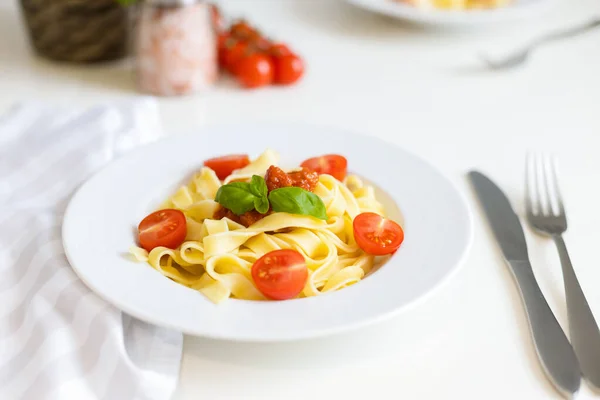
[469,170,580,397]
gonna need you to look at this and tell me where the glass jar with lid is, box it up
[134,0,217,96]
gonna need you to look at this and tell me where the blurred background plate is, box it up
[345,0,559,27]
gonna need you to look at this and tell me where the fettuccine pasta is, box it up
[130,149,399,303]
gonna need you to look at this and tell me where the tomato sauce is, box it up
[213,207,268,227]
[288,168,319,192]
[265,166,318,192]
[213,165,320,227]
[264,165,292,191]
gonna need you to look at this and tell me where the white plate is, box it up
[346,0,556,26]
[63,124,472,342]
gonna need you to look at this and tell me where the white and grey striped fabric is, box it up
[0,101,183,400]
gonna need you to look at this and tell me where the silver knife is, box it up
[469,171,580,397]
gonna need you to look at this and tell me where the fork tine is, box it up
[525,153,535,216]
[541,154,557,216]
[534,153,550,216]
[550,155,566,216]
[532,153,546,215]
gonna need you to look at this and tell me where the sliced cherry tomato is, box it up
[274,53,304,85]
[236,53,273,89]
[251,249,308,300]
[138,209,187,252]
[230,20,257,40]
[353,212,404,256]
[269,43,292,58]
[300,154,347,181]
[224,40,250,74]
[204,154,250,180]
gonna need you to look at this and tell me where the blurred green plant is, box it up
[116,0,138,5]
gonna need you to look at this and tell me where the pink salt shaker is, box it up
[134,0,217,96]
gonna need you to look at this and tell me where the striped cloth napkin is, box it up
[0,101,183,400]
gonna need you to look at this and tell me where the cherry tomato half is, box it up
[236,53,274,89]
[138,209,187,252]
[204,154,250,180]
[300,154,347,181]
[353,212,404,256]
[251,249,308,300]
[274,53,304,85]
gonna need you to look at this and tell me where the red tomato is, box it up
[204,154,250,180]
[274,53,304,85]
[230,20,256,40]
[224,40,250,74]
[269,43,292,58]
[300,154,347,181]
[217,33,235,69]
[236,53,274,89]
[250,35,272,52]
[251,249,308,300]
[138,209,187,252]
[353,212,404,256]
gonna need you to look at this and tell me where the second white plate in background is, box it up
[346,0,557,26]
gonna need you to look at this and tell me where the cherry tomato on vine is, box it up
[269,43,292,58]
[236,53,274,88]
[273,53,305,85]
[223,40,250,74]
[230,20,257,40]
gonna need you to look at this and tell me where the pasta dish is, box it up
[129,149,404,303]
[395,0,512,10]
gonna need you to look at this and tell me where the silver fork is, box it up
[526,153,600,389]
[481,17,600,70]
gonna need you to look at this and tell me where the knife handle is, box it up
[508,260,581,396]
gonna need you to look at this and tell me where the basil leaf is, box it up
[254,196,269,214]
[215,182,257,216]
[249,175,268,199]
[250,175,269,214]
[268,187,328,220]
[215,175,270,216]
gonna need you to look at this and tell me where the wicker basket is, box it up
[19,0,130,63]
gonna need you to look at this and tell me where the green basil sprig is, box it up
[215,175,269,215]
[214,175,327,220]
[268,187,327,220]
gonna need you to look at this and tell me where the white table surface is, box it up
[3,0,600,398]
